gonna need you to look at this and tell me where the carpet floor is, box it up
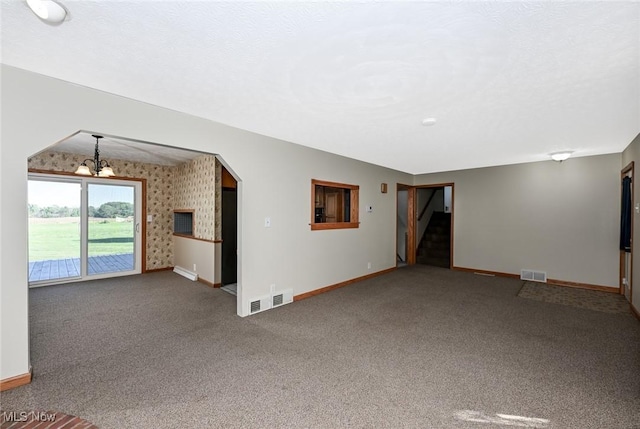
[1,265,639,429]
[518,281,631,314]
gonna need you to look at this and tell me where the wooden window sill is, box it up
[311,222,359,231]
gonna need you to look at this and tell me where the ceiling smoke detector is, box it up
[26,0,67,24]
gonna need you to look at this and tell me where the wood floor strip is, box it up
[294,267,396,301]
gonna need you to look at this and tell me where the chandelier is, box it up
[74,135,115,177]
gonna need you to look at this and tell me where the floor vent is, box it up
[250,300,261,313]
[521,269,547,283]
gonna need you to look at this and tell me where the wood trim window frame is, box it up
[311,179,359,231]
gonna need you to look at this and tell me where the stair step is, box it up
[417,256,450,268]
[424,233,449,242]
[423,249,450,258]
[429,227,448,233]
[421,242,449,251]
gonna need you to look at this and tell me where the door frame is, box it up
[28,171,147,286]
[403,182,455,268]
[396,184,413,265]
[620,162,634,300]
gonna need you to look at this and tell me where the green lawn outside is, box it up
[29,219,134,261]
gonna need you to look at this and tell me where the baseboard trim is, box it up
[145,267,174,273]
[452,266,618,293]
[452,266,520,279]
[546,278,618,293]
[197,278,220,288]
[294,267,396,302]
[631,303,640,320]
[0,369,32,392]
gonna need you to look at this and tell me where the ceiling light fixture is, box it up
[550,151,573,162]
[422,118,437,126]
[74,135,115,177]
[26,0,67,24]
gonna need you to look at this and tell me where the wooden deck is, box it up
[29,253,134,283]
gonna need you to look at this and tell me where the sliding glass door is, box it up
[87,183,136,276]
[28,179,82,283]
[28,174,142,286]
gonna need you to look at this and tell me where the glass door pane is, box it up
[87,183,135,275]
[28,180,82,283]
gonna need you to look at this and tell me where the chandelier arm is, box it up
[75,135,113,176]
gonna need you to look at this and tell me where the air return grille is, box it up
[249,296,272,314]
[271,289,293,308]
[273,294,283,307]
[521,269,547,283]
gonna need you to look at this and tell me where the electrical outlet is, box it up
[193,264,197,272]
[270,284,276,293]
[265,217,271,227]
[367,262,371,269]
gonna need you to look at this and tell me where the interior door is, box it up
[325,193,338,222]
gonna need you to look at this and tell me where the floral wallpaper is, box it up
[28,151,174,270]
[173,154,217,241]
[215,159,222,240]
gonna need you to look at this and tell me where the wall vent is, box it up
[521,269,547,283]
[249,296,272,314]
[273,294,283,307]
[271,289,293,308]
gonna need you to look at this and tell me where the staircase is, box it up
[417,211,451,268]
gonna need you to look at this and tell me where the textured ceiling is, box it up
[2,1,639,174]
[49,132,208,166]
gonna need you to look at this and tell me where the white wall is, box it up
[444,186,452,213]
[414,154,622,288]
[0,66,412,381]
[622,133,640,313]
[173,236,216,284]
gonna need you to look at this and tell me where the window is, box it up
[311,179,359,230]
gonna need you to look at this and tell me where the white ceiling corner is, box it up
[2,1,639,174]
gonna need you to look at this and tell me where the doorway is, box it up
[396,185,410,267]
[620,162,634,302]
[28,174,143,286]
[220,165,238,295]
[400,183,454,269]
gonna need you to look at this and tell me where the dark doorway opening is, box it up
[414,184,453,269]
[221,166,237,286]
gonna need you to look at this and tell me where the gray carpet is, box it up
[1,265,639,429]
[518,281,630,314]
